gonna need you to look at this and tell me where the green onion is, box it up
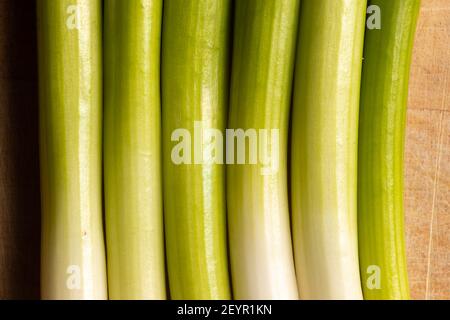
[291,0,367,300]
[227,0,300,300]
[37,0,107,299]
[104,0,166,300]
[358,0,421,300]
[161,0,232,300]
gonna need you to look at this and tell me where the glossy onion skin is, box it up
[358,0,421,300]
[104,0,166,300]
[38,0,107,299]
[161,0,232,300]
[291,0,367,300]
[227,0,301,300]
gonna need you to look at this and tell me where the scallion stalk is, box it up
[227,0,301,300]
[358,0,421,300]
[161,0,232,300]
[38,0,107,300]
[291,0,367,300]
[104,0,166,300]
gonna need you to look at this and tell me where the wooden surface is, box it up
[405,0,450,300]
[0,0,449,300]
[0,1,40,299]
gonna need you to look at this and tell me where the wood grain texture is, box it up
[0,0,448,300]
[406,0,450,300]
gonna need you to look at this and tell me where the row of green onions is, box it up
[37,0,420,300]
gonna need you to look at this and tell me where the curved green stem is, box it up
[358,0,421,300]
[38,0,107,300]
[291,0,367,300]
[227,0,300,300]
[104,0,165,300]
[162,0,232,300]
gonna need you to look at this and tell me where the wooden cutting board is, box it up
[405,0,450,300]
[0,0,449,300]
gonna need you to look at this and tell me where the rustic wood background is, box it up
[406,0,450,300]
[0,0,448,300]
[0,1,40,299]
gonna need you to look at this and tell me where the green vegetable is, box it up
[291,0,367,300]
[37,0,107,299]
[358,0,421,300]
[104,0,165,300]
[227,0,300,300]
[161,0,232,300]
